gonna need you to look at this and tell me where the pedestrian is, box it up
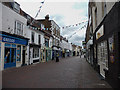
[56,52,59,62]
[80,52,81,58]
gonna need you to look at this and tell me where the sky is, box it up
[15,0,89,46]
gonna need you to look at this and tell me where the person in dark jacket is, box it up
[56,52,59,62]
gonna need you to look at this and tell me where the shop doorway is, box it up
[97,41,108,78]
[4,44,16,69]
[22,50,25,65]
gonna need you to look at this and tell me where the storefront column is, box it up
[21,46,23,65]
[1,42,5,70]
[26,46,29,65]
[16,45,22,67]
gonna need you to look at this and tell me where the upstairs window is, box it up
[31,32,35,43]
[102,2,107,18]
[38,35,41,45]
[13,2,20,13]
[45,38,49,47]
[14,21,23,36]
[95,8,97,27]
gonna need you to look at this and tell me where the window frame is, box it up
[14,20,23,36]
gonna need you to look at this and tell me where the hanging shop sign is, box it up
[108,35,114,63]
[96,25,104,40]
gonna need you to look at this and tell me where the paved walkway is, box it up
[2,56,112,88]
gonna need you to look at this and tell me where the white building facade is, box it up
[0,2,29,70]
[25,25,45,64]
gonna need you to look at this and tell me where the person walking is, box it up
[80,51,81,58]
[56,52,59,62]
[80,52,81,58]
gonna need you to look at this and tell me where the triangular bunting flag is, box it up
[41,1,44,4]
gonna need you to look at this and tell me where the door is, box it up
[98,41,108,78]
[22,50,25,65]
[100,62,106,78]
[4,44,16,69]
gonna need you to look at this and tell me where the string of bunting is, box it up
[67,23,88,39]
[30,0,45,25]
[28,25,49,31]
[62,20,88,29]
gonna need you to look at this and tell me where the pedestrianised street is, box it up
[3,56,112,88]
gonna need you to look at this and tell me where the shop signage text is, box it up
[2,34,28,45]
[3,37,15,43]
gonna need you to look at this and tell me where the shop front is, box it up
[93,5,120,87]
[29,44,41,64]
[45,47,52,62]
[0,31,28,70]
[52,46,61,60]
[40,47,46,62]
[0,42,1,70]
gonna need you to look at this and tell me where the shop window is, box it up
[5,48,10,63]
[97,41,108,69]
[11,48,16,63]
[33,47,39,58]
[0,43,1,61]
[4,44,16,64]
[17,45,21,61]
[14,21,23,36]
[108,35,114,64]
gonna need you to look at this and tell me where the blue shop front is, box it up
[0,31,29,70]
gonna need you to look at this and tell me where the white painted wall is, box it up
[0,3,2,32]
[92,2,116,33]
[25,27,45,64]
[25,27,44,45]
[106,2,115,14]
[2,4,27,36]
[0,43,4,71]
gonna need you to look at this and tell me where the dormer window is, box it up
[13,2,20,13]
[27,15,31,22]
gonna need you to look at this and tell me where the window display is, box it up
[4,44,16,69]
[0,43,1,62]
[17,45,21,61]
[108,35,114,63]
[33,47,39,58]
[97,40,108,69]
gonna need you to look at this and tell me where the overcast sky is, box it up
[15,0,88,46]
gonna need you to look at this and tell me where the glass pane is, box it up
[0,43,1,62]
[17,45,21,61]
[4,48,10,63]
[5,44,11,47]
[11,48,16,63]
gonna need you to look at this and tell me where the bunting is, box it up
[67,23,87,40]
[62,20,88,29]
[30,0,45,25]
[28,25,47,31]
